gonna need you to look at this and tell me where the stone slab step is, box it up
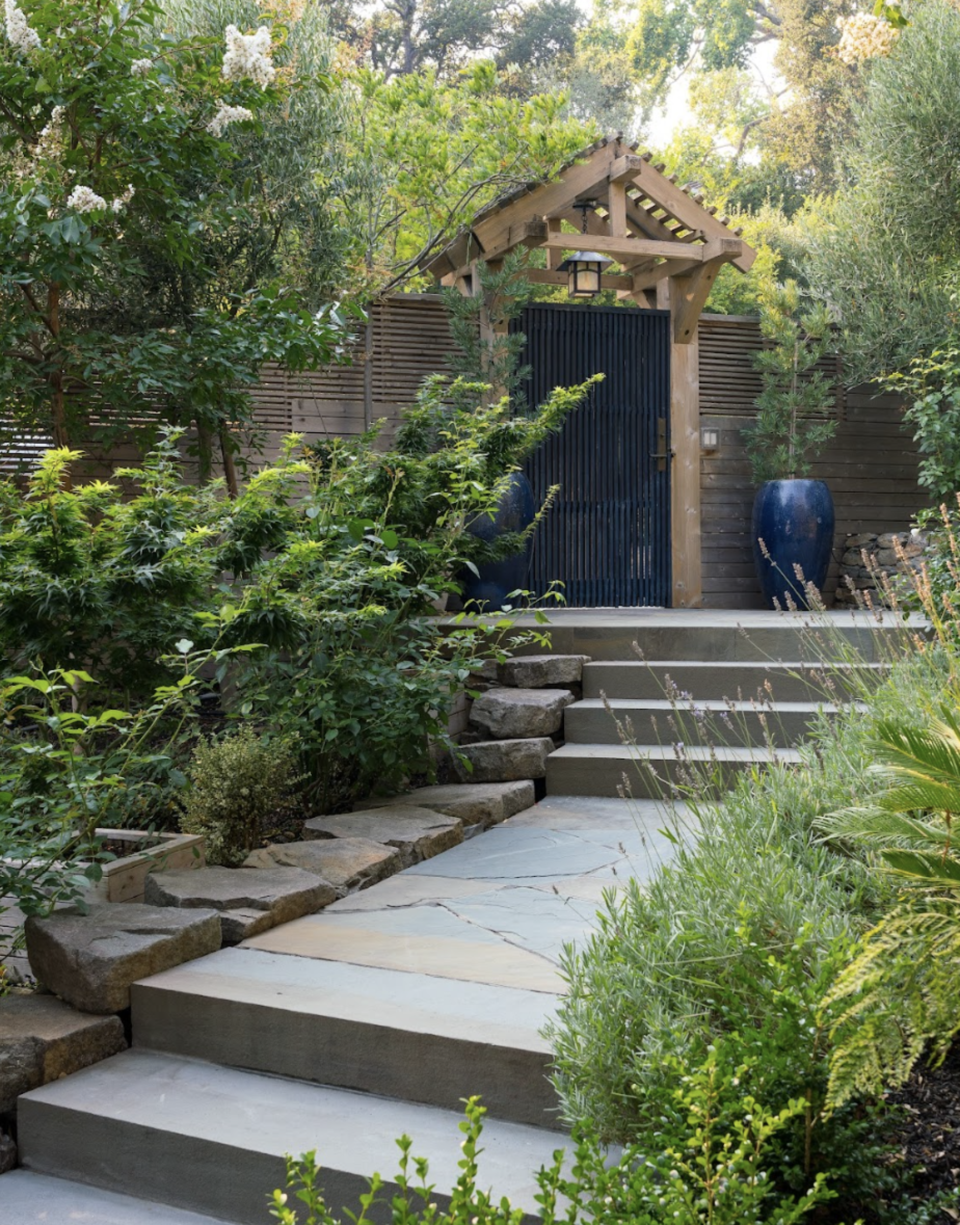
[486,609,907,662]
[546,742,802,798]
[0,1170,238,1225]
[18,1049,566,1225]
[132,946,561,1129]
[582,660,886,701]
[564,698,853,747]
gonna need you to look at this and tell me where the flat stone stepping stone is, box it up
[244,837,401,892]
[303,806,462,868]
[0,994,126,1113]
[470,687,574,739]
[359,781,534,827]
[453,737,554,783]
[144,867,336,947]
[24,905,221,1014]
[497,654,590,687]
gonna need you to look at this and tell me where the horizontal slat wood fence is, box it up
[698,314,924,608]
[0,300,927,609]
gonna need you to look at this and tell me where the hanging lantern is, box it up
[558,199,612,298]
[557,249,612,298]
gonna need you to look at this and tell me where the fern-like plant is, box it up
[819,712,960,1108]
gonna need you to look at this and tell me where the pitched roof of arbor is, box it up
[423,135,756,337]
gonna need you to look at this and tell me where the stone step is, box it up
[0,1170,238,1225]
[496,609,905,662]
[545,742,802,798]
[582,659,886,701]
[131,946,561,1129]
[564,698,853,748]
[18,1048,566,1225]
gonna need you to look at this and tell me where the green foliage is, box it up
[886,341,960,500]
[819,709,960,1108]
[805,0,960,386]
[0,0,351,461]
[270,1078,834,1225]
[741,280,838,483]
[545,640,960,1216]
[0,350,590,812]
[181,726,300,867]
[328,0,583,82]
[442,257,533,410]
[333,61,596,292]
[0,654,218,969]
[0,435,227,698]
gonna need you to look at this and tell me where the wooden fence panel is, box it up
[698,315,925,608]
[0,302,929,613]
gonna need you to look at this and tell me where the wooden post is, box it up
[658,278,702,608]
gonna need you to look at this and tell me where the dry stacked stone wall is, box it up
[835,530,930,607]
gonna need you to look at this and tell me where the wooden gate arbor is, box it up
[422,136,756,608]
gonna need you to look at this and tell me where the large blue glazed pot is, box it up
[752,478,835,610]
[460,471,536,611]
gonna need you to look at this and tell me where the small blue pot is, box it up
[460,472,535,612]
[752,479,835,610]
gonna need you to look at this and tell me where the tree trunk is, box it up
[48,284,69,451]
[219,424,239,499]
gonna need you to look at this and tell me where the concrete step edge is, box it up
[19,1049,566,1225]
[131,947,560,1128]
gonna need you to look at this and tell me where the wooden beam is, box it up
[526,267,636,290]
[472,140,622,251]
[546,216,563,271]
[630,257,701,288]
[671,239,742,343]
[625,161,755,272]
[608,180,627,238]
[657,278,702,608]
[610,153,646,184]
[540,234,709,263]
[478,218,548,264]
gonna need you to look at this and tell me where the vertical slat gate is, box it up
[517,304,672,607]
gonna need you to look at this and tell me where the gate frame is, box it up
[422,136,757,608]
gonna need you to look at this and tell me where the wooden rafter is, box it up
[422,136,755,308]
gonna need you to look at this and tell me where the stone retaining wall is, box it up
[834,530,930,607]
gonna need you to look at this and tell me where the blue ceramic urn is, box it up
[752,479,835,610]
[460,472,535,612]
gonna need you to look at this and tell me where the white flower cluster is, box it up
[4,0,41,55]
[66,184,107,214]
[221,24,275,88]
[207,101,253,137]
[111,183,135,212]
[837,11,900,65]
[130,57,153,77]
[33,104,65,162]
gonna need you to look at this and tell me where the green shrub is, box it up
[820,706,960,1108]
[0,358,589,810]
[269,1077,834,1225]
[181,727,301,867]
[0,654,216,973]
[545,640,960,1217]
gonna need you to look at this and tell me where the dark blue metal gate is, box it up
[516,304,672,608]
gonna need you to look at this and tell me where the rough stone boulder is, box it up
[144,866,336,946]
[496,654,590,688]
[0,993,126,1113]
[244,837,401,892]
[24,905,221,1014]
[0,1129,14,1174]
[302,806,462,869]
[358,781,534,828]
[453,738,554,783]
[470,687,575,740]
